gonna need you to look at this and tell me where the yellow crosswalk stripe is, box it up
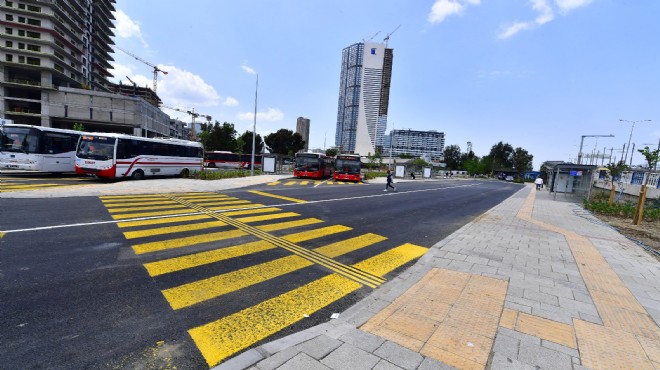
[117,214,212,228]
[247,190,306,203]
[234,212,300,223]
[144,225,352,277]
[100,195,170,200]
[267,181,281,186]
[124,221,228,239]
[222,207,282,217]
[106,203,189,213]
[110,204,266,220]
[162,233,385,309]
[103,200,181,207]
[284,181,297,186]
[163,195,384,289]
[190,274,361,367]
[131,217,323,254]
[187,242,427,366]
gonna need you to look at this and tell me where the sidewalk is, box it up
[216,184,660,370]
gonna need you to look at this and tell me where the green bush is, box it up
[363,171,387,180]
[583,199,660,221]
[191,169,261,180]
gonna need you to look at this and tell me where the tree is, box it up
[443,145,462,170]
[511,147,534,176]
[201,121,237,152]
[237,130,263,155]
[325,148,338,157]
[637,146,660,170]
[72,123,85,131]
[264,129,305,155]
[488,141,515,171]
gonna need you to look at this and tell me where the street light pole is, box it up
[620,119,651,166]
[251,74,258,176]
[577,134,614,165]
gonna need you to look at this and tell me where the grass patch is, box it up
[191,169,262,180]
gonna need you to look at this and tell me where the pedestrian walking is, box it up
[410,171,415,180]
[385,170,396,191]
[534,177,544,190]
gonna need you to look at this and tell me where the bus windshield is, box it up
[76,135,116,161]
[0,127,38,153]
[295,156,320,171]
[335,158,360,174]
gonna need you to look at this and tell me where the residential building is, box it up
[385,129,445,160]
[335,41,393,155]
[1,0,174,138]
[296,116,310,152]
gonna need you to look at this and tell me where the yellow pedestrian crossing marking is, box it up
[162,233,386,310]
[98,192,427,367]
[247,190,307,203]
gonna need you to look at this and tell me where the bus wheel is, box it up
[208,162,216,168]
[180,168,190,177]
[131,169,145,180]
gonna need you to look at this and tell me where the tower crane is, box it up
[125,75,137,95]
[383,24,401,47]
[161,105,211,141]
[115,46,168,95]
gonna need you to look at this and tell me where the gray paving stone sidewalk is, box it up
[216,184,660,370]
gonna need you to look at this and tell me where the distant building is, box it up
[335,41,393,155]
[385,129,445,160]
[296,117,310,152]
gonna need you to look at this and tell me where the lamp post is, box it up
[577,134,614,165]
[620,119,651,166]
[251,74,258,176]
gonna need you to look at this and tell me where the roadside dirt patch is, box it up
[593,214,660,257]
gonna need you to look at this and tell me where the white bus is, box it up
[0,123,85,173]
[75,133,203,180]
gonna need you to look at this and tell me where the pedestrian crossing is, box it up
[100,191,427,367]
[0,176,93,192]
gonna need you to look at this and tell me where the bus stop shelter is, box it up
[543,162,597,201]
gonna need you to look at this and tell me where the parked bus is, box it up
[0,123,85,173]
[333,154,362,182]
[205,151,262,169]
[294,152,333,179]
[75,133,203,180]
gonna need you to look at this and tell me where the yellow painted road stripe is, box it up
[107,204,190,213]
[123,221,227,239]
[111,204,266,220]
[300,181,309,185]
[131,218,323,254]
[117,214,211,228]
[222,207,281,217]
[188,242,427,366]
[284,181,297,186]
[144,225,352,276]
[164,195,383,288]
[205,201,256,210]
[102,200,181,207]
[189,274,362,367]
[267,181,281,186]
[100,195,168,200]
[163,233,384,309]
[233,212,300,223]
[353,243,428,276]
[247,190,307,203]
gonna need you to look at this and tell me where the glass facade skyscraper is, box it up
[335,42,393,155]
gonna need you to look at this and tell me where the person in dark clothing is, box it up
[410,171,415,180]
[385,170,396,191]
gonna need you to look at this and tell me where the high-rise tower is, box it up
[296,116,310,152]
[335,41,393,155]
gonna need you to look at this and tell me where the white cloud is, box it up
[113,10,148,48]
[532,0,554,25]
[428,0,480,24]
[555,0,593,13]
[241,65,257,75]
[498,22,531,39]
[108,62,134,83]
[155,65,220,108]
[223,97,239,107]
[237,108,284,122]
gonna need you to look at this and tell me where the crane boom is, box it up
[383,24,401,47]
[161,105,211,141]
[115,46,168,94]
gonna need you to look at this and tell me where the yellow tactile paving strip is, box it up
[517,186,660,368]
[362,268,507,369]
[361,186,659,369]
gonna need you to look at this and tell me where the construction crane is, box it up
[115,46,168,95]
[125,75,137,95]
[363,30,380,42]
[161,105,211,141]
[383,24,401,47]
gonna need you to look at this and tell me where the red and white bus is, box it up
[205,151,262,169]
[294,152,333,179]
[333,154,362,182]
[74,133,203,180]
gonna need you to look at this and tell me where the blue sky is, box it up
[110,0,660,170]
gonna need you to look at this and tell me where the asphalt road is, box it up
[0,178,521,369]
